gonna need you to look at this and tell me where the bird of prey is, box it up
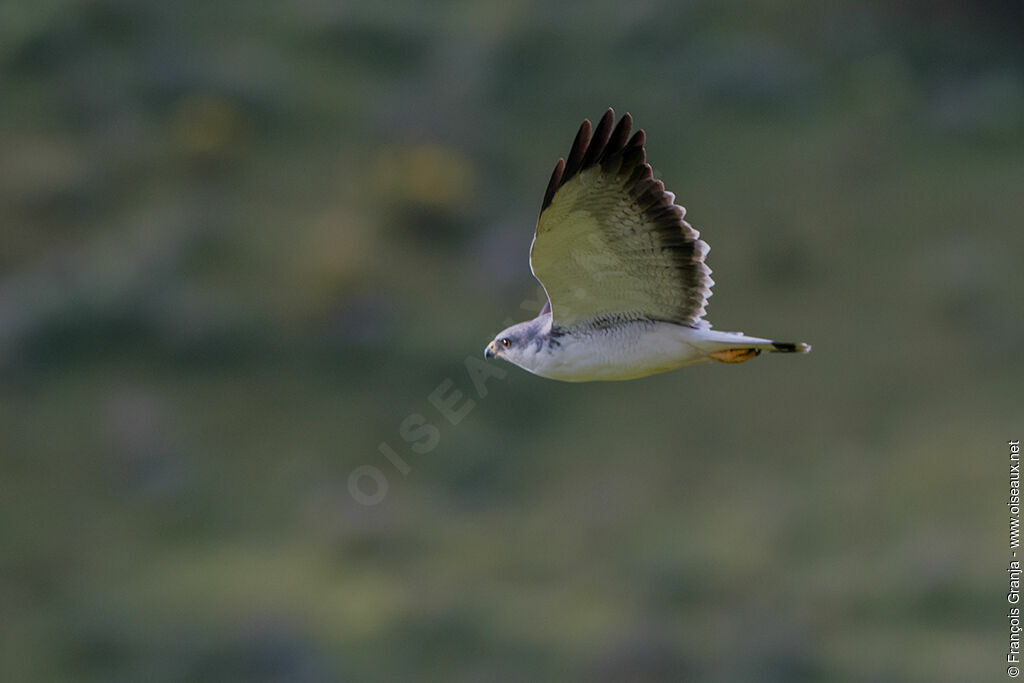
[484,108,810,382]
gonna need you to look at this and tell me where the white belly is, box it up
[525,321,710,382]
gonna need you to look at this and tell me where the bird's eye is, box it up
[500,338,511,348]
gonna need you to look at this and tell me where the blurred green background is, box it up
[2,1,1022,681]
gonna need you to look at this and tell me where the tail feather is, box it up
[767,341,811,354]
[695,329,811,363]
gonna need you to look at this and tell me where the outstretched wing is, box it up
[530,109,713,329]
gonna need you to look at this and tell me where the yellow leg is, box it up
[709,348,761,364]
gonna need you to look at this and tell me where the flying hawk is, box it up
[485,109,810,381]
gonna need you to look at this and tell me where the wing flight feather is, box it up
[530,109,714,329]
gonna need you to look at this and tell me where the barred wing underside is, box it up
[530,109,714,329]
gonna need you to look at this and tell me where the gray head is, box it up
[484,314,552,370]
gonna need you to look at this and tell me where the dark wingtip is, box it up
[541,158,565,210]
[541,109,644,210]
[560,118,592,185]
[579,109,615,170]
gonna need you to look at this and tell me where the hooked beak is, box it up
[484,341,497,359]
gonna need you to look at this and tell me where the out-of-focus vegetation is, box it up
[2,1,1022,681]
